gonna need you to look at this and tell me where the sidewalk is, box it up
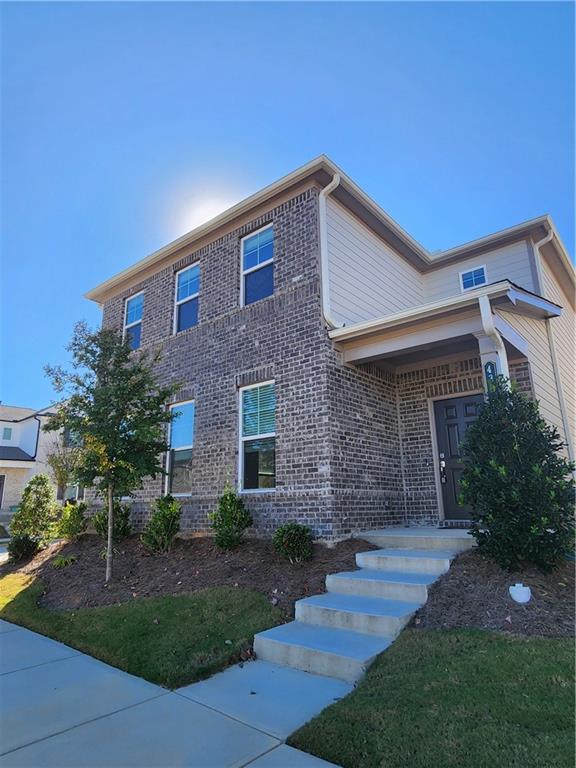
[0,620,340,767]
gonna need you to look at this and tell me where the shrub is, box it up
[10,475,58,545]
[56,501,87,540]
[92,501,132,541]
[141,495,182,554]
[53,554,77,569]
[273,522,314,563]
[460,376,575,572]
[209,483,252,549]
[8,535,38,563]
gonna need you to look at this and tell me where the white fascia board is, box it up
[507,287,562,317]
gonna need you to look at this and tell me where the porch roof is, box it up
[329,281,561,367]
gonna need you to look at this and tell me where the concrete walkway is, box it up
[0,620,341,767]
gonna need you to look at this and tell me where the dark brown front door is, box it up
[433,394,483,520]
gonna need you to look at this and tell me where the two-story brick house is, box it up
[86,156,575,538]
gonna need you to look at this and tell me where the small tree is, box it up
[10,474,58,545]
[45,321,179,582]
[460,376,575,571]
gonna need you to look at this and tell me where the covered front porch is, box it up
[330,281,561,526]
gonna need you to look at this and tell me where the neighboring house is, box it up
[0,405,82,520]
[85,156,575,537]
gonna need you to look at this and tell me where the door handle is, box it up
[439,460,447,484]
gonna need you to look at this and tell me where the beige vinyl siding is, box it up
[326,198,424,325]
[496,308,566,443]
[539,258,575,449]
[424,240,535,301]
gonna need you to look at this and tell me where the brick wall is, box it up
[89,188,536,538]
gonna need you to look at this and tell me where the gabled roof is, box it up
[86,155,574,305]
[0,405,56,423]
[0,446,34,462]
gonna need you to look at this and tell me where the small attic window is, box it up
[460,265,487,292]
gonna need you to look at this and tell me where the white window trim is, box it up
[459,264,487,293]
[240,224,274,307]
[165,399,195,497]
[238,380,276,493]
[123,290,144,343]
[173,262,200,335]
[2,427,12,441]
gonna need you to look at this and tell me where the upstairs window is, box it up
[2,427,12,441]
[168,401,195,495]
[124,292,144,350]
[175,264,200,333]
[240,381,276,491]
[460,265,487,292]
[241,226,274,305]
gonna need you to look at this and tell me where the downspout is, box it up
[318,173,343,329]
[532,230,574,461]
[478,294,509,379]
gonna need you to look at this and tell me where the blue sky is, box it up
[1,1,574,409]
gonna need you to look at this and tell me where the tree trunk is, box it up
[105,485,114,583]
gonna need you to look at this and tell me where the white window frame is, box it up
[2,427,12,441]
[173,262,200,335]
[165,399,195,497]
[459,265,487,293]
[123,291,145,347]
[240,224,274,307]
[238,380,276,493]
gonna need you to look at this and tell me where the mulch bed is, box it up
[411,548,574,638]
[3,534,377,619]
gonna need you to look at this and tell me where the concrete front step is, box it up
[356,548,455,575]
[360,527,474,553]
[326,568,438,603]
[253,621,392,683]
[295,592,420,637]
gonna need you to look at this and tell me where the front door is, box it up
[0,475,4,509]
[433,394,483,520]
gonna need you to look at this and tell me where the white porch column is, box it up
[475,332,509,391]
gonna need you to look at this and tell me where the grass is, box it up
[0,573,282,688]
[289,628,575,768]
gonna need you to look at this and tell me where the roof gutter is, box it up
[318,173,344,329]
[532,229,574,462]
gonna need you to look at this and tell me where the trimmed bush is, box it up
[56,501,87,541]
[460,376,575,571]
[8,535,39,563]
[209,484,252,549]
[273,522,314,563]
[10,475,58,546]
[141,495,182,554]
[92,502,132,541]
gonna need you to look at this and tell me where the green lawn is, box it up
[0,573,282,688]
[289,628,575,768]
